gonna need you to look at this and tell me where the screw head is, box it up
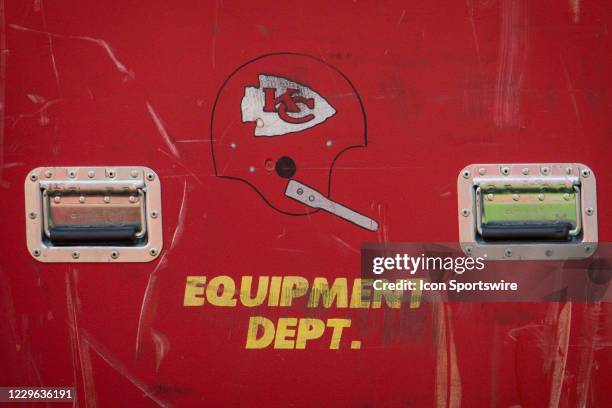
[87,170,95,178]
[478,168,486,175]
[151,210,159,219]
[296,188,304,195]
[565,167,573,175]
[461,208,470,217]
[308,195,315,202]
[462,170,471,179]
[586,207,594,216]
[501,166,510,176]
[28,211,37,219]
[44,170,53,178]
[521,168,529,175]
[110,251,119,259]
[72,251,80,259]
[581,168,591,178]
[30,173,38,181]
[146,172,155,181]
[504,248,513,257]
[149,248,159,257]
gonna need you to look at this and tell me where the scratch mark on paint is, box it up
[66,270,97,408]
[40,0,62,96]
[508,323,545,341]
[569,0,580,24]
[146,102,180,159]
[170,179,188,250]
[559,55,582,127]
[549,302,571,408]
[331,234,359,254]
[8,24,135,80]
[76,328,168,407]
[434,303,462,408]
[150,329,170,374]
[396,9,406,29]
[135,254,168,360]
[466,0,483,66]
[10,99,61,128]
[575,303,600,408]
[157,148,203,185]
[494,0,529,128]
[211,0,220,69]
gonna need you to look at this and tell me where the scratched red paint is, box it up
[0,1,611,407]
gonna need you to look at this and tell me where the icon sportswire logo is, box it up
[241,74,336,136]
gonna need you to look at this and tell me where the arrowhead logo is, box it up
[241,74,336,136]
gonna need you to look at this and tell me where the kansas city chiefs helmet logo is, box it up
[241,74,336,136]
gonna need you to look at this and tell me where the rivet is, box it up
[87,170,95,178]
[32,249,41,257]
[462,170,470,179]
[68,170,76,178]
[151,210,159,218]
[296,188,304,195]
[72,251,80,259]
[104,196,110,203]
[465,246,473,254]
[146,172,155,181]
[79,196,85,203]
[44,170,53,178]
[565,167,573,175]
[501,166,510,176]
[504,248,513,257]
[130,170,139,178]
[521,168,529,175]
[540,166,550,175]
[586,207,594,216]
[461,208,470,217]
[308,195,315,202]
[107,169,116,178]
[512,194,520,201]
[478,168,486,175]
[581,168,591,178]
[545,249,553,257]
[30,173,38,181]
[129,195,137,203]
[538,193,545,201]
[585,246,592,253]
[28,211,37,219]
[149,248,158,256]
[256,118,264,128]
[110,251,119,259]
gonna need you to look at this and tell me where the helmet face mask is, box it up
[211,53,378,230]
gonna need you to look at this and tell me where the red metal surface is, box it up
[1,1,611,407]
